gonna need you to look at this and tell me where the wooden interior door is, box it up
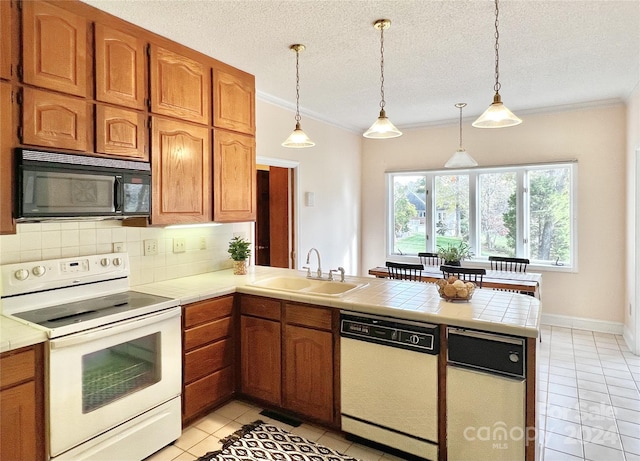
[269,167,290,268]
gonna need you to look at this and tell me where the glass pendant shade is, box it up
[363,109,402,139]
[282,122,315,148]
[445,149,478,168]
[472,93,522,128]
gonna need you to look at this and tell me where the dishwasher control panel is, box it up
[340,312,439,354]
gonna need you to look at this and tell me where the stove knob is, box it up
[14,269,29,281]
[112,257,122,267]
[32,265,46,277]
[100,258,111,267]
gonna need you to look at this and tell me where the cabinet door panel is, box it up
[213,67,255,135]
[96,105,146,160]
[150,46,210,125]
[213,129,256,222]
[284,325,333,423]
[151,117,211,224]
[0,81,13,234]
[95,24,145,109]
[240,315,281,405]
[22,88,90,152]
[0,382,37,461]
[22,1,87,97]
[0,0,11,79]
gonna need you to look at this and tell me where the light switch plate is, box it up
[113,242,126,252]
[144,239,158,256]
[173,238,186,253]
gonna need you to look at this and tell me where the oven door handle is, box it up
[49,307,180,350]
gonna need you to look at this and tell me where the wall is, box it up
[361,103,627,329]
[626,83,640,353]
[255,99,362,274]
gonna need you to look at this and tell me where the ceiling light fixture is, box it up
[472,0,522,129]
[282,44,315,148]
[446,103,478,168]
[363,19,402,139]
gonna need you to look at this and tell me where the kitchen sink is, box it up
[250,276,366,297]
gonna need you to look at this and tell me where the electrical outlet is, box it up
[113,242,126,253]
[144,239,158,256]
[173,238,186,253]
[199,236,207,250]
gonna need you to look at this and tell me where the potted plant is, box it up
[228,236,251,275]
[437,241,471,266]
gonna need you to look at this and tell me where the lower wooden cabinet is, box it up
[182,296,235,424]
[0,344,44,461]
[283,303,336,425]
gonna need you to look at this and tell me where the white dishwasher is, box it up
[340,312,439,460]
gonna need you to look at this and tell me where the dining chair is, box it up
[488,256,529,273]
[386,261,424,281]
[418,252,444,267]
[440,265,486,288]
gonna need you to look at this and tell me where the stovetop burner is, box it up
[13,291,176,329]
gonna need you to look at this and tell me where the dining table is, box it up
[368,265,542,298]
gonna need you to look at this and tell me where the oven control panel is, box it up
[1,253,129,297]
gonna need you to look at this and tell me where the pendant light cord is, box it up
[459,105,463,149]
[294,48,301,123]
[493,0,501,93]
[379,25,386,110]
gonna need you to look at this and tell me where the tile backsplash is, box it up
[0,221,252,286]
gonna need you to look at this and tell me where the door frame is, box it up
[256,156,300,269]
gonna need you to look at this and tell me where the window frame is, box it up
[385,161,578,271]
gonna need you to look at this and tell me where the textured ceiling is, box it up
[82,0,640,132]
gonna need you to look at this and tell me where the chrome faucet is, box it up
[305,248,322,279]
[329,266,346,282]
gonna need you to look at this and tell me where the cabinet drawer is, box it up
[240,295,281,321]
[184,338,234,383]
[0,348,35,389]
[285,303,332,331]
[183,366,234,419]
[184,317,233,351]
[184,296,234,328]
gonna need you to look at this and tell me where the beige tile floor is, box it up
[146,325,640,461]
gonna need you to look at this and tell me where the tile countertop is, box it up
[0,265,541,353]
[132,265,541,339]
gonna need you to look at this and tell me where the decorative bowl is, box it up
[436,278,476,302]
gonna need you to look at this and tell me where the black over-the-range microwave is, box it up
[16,148,151,221]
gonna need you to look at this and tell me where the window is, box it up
[387,162,576,268]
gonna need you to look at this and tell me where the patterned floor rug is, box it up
[196,420,361,461]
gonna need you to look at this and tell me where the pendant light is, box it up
[282,44,315,148]
[363,19,402,139]
[472,0,522,128]
[446,103,478,168]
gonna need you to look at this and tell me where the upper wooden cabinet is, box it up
[151,117,211,225]
[0,0,11,80]
[96,105,147,160]
[150,45,210,125]
[0,81,13,234]
[213,65,255,135]
[213,129,256,222]
[95,23,145,110]
[22,87,90,152]
[22,1,88,97]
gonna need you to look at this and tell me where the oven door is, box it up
[47,307,181,457]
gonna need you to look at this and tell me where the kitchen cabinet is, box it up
[21,87,90,152]
[283,303,335,425]
[0,81,13,234]
[94,23,146,110]
[183,296,235,425]
[22,1,88,97]
[151,117,211,225]
[96,105,147,160]
[0,0,11,80]
[150,45,210,125]
[213,129,256,222]
[240,295,281,406]
[212,65,255,135]
[0,345,44,461]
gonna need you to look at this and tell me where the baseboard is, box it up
[623,323,638,354]
[541,313,624,335]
